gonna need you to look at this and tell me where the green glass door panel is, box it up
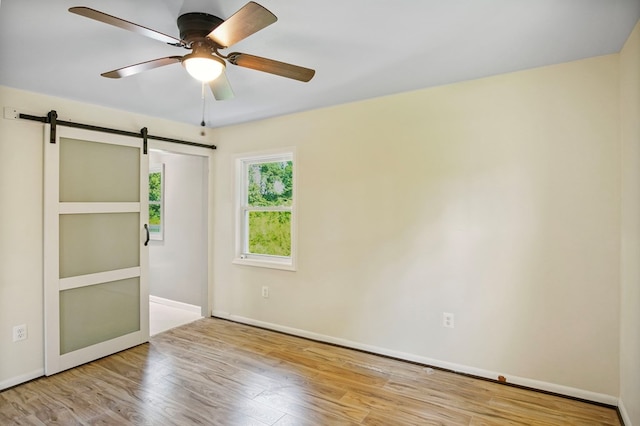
[60,278,140,354]
[59,213,140,278]
[59,137,140,202]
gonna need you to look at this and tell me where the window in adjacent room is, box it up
[148,163,164,240]
[234,150,296,270]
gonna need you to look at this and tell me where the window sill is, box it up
[232,257,296,271]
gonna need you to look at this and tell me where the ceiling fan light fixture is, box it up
[182,54,225,82]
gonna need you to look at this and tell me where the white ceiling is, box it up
[1,1,638,128]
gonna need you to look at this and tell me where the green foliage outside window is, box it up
[248,161,293,207]
[248,211,291,256]
[149,204,161,226]
[246,161,292,256]
[149,170,162,232]
[149,172,161,202]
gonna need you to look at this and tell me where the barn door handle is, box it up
[144,224,150,246]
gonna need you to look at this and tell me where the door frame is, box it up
[147,140,214,317]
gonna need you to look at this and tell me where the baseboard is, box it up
[211,310,230,319]
[0,369,44,391]
[150,295,201,314]
[619,398,632,426]
[214,313,619,407]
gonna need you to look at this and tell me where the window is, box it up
[235,150,296,270]
[148,163,164,240]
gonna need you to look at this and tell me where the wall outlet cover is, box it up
[443,312,455,328]
[12,324,27,342]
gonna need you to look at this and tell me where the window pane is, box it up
[248,211,291,256]
[149,203,161,233]
[149,171,162,202]
[247,161,293,207]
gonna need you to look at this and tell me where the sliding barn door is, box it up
[43,125,149,375]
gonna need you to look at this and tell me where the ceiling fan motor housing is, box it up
[177,12,224,45]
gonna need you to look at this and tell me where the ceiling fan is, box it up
[69,2,316,101]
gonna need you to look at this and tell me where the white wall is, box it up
[620,20,640,426]
[0,85,215,389]
[212,54,621,402]
[149,150,208,308]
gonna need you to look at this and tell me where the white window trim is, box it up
[233,148,297,271]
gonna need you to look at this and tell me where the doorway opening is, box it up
[147,149,209,335]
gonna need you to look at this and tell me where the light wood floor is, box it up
[1,318,621,425]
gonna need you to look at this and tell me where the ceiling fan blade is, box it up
[209,71,235,100]
[101,56,183,78]
[69,7,186,46]
[227,53,315,82]
[207,2,277,48]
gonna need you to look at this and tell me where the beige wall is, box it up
[0,44,631,407]
[620,20,640,426]
[0,86,214,388]
[212,54,621,400]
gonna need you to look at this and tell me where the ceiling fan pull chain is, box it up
[200,82,206,135]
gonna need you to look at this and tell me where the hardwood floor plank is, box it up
[266,348,390,388]
[69,362,221,425]
[361,409,472,426]
[51,367,164,425]
[273,412,360,426]
[302,344,432,382]
[488,395,620,425]
[384,376,577,424]
[340,386,473,425]
[3,414,48,425]
[0,318,621,425]
[92,342,283,425]
[253,375,371,423]
[0,392,30,422]
[254,388,367,425]
[1,382,83,425]
[22,379,132,425]
[151,333,322,400]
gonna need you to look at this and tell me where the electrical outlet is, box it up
[4,107,19,120]
[261,286,269,298]
[443,313,455,328]
[13,324,27,342]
